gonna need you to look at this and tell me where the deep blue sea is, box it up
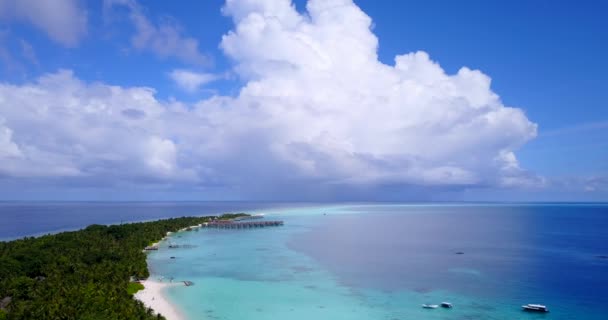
[2,202,608,319]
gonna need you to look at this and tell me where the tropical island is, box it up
[0,213,248,320]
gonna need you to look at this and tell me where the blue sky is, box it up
[0,0,606,201]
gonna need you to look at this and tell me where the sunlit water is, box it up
[147,204,608,320]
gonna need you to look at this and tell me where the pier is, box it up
[204,220,284,229]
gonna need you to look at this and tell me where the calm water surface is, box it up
[147,204,608,320]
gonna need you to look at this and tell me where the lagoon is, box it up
[145,203,608,320]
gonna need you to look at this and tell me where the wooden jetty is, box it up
[204,220,284,229]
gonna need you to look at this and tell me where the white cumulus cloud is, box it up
[0,70,196,181]
[218,0,540,188]
[0,0,541,199]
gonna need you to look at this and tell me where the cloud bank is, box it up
[0,0,540,199]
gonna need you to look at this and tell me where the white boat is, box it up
[422,304,439,309]
[522,304,549,312]
[441,302,453,308]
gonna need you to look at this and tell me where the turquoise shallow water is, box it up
[146,204,608,319]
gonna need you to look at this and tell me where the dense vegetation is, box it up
[0,213,247,320]
[126,282,145,295]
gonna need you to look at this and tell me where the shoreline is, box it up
[136,223,205,320]
[134,279,184,320]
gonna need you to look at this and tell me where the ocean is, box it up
[2,202,608,319]
[0,201,304,241]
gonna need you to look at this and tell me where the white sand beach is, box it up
[134,280,183,320]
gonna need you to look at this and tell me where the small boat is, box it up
[422,304,439,309]
[441,302,453,308]
[522,304,549,312]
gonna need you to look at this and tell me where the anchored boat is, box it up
[422,304,439,309]
[522,304,549,312]
[441,302,453,308]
